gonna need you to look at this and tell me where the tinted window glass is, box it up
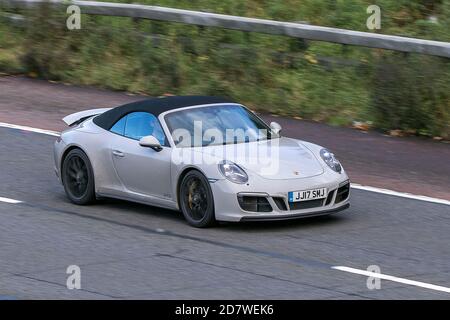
[124,112,166,145]
[164,105,273,147]
[110,116,126,135]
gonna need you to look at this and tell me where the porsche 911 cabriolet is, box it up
[54,96,350,227]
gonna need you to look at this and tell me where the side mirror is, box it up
[139,135,162,152]
[270,121,282,136]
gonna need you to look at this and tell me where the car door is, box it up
[109,112,173,200]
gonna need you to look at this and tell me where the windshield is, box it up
[164,104,274,147]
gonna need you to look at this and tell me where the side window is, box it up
[124,112,166,145]
[110,116,127,135]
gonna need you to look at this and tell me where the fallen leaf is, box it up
[389,129,404,137]
[352,121,371,131]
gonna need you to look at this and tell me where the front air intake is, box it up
[289,199,324,210]
[335,182,350,203]
[273,197,288,211]
[325,190,336,205]
[238,196,272,212]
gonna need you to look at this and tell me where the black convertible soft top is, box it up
[93,95,234,130]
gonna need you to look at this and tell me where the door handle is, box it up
[112,150,124,157]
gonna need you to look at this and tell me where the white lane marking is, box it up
[332,266,450,294]
[351,183,450,206]
[0,121,449,206]
[0,196,22,204]
[0,122,60,137]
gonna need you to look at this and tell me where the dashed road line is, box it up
[0,122,60,137]
[0,196,22,204]
[332,266,450,294]
[351,183,450,206]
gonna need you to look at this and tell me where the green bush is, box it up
[371,54,449,138]
[0,0,448,138]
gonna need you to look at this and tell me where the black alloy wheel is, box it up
[62,148,95,205]
[179,170,216,228]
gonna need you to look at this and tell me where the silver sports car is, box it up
[54,96,350,227]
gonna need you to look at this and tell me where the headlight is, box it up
[218,160,248,184]
[320,148,342,173]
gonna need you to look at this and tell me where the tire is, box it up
[61,148,96,205]
[179,170,216,228]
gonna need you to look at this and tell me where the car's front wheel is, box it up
[179,170,216,228]
[62,148,96,205]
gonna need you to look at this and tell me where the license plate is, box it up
[288,188,327,202]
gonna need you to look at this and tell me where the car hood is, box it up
[197,137,324,180]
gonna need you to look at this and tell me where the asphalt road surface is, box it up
[0,126,449,299]
[1,75,449,200]
[0,75,449,299]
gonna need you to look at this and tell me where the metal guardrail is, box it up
[3,0,450,58]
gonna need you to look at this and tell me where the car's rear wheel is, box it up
[62,148,95,205]
[179,170,216,228]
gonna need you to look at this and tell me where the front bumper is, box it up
[210,170,350,222]
[240,203,349,221]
